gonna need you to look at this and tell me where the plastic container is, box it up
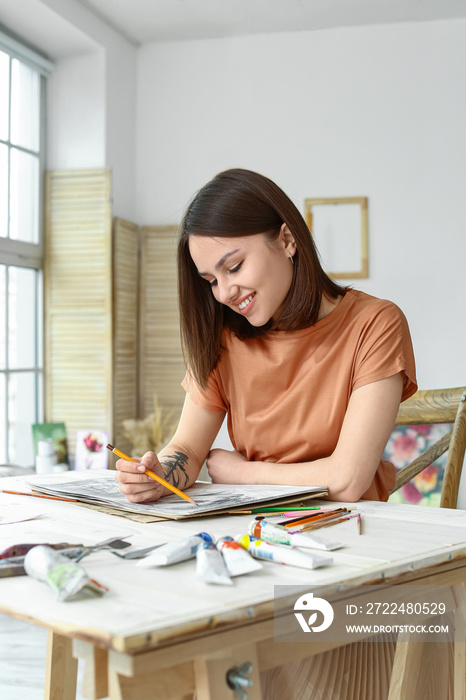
[36,439,58,474]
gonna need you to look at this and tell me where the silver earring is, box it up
[289,255,294,265]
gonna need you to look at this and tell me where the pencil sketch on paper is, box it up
[27,474,327,519]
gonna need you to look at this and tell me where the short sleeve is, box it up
[181,368,228,413]
[352,301,417,402]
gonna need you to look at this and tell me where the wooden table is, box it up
[1,476,465,700]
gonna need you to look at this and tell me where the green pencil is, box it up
[234,506,321,514]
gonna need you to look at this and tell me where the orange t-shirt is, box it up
[182,290,417,501]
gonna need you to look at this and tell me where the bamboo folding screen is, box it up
[112,217,139,455]
[45,169,185,462]
[139,225,186,422]
[45,169,113,460]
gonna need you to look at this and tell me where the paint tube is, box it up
[136,532,214,567]
[24,545,107,601]
[196,541,233,585]
[249,519,342,551]
[216,536,263,577]
[237,534,332,570]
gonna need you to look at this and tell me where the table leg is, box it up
[453,586,466,700]
[45,630,78,700]
[73,639,108,700]
[388,631,454,700]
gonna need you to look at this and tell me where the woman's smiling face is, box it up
[188,226,296,328]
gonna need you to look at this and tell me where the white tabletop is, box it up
[1,474,466,653]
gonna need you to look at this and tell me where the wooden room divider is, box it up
[45,169,184,463]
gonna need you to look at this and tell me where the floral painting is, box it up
[384,424,452,506]
[75,429,108,470]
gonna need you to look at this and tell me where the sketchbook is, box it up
[27,472,327,520]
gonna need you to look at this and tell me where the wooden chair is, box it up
[390,386,466,508]
[388,388,466,700]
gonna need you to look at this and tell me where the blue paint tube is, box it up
[136,532,214,567]
[196,541,233,585]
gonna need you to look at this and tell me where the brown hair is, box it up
[178,168,345,387]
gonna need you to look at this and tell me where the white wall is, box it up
[47,51,106,170]
[136,19,466,504]
[43,0,137,220]
[105,41,137,221]
[39,11,466,505]
[136,19,466,390]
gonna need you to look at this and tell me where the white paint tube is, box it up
[24,545,107,601]
[136,532,214,567]
[216,536,263,577]
[196,541,233,585]
[237,534,332,570]
[249,519,343,551]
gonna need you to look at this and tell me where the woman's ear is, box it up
[280,223,297,258]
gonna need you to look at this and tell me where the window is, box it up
[0,32,52,466]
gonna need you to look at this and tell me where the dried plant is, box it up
[121,394,178,458]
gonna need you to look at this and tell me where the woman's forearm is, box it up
[206,447,365,500]
[236,456,368,502]
[157,441,203,492]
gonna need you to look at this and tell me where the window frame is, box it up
[0,29,52,465]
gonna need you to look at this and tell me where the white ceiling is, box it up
[1,0,466,59]
[0,0,98,59]
[76,0,466,44]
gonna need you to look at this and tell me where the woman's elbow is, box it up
[330,485,364,502]
[325,452,379,502]
[328,472,373,502]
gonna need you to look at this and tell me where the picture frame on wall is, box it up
[304,196,369,279]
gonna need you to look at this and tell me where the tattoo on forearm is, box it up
[160,451,189,489]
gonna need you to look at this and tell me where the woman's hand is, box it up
[115,451,172,503]
[206,448,250,484]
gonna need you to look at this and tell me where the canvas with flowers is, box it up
[384,424,452,506]
[75,429,108,470]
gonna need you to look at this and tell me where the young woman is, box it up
[115,168,416,503]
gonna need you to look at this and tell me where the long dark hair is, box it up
[178,168,345,387]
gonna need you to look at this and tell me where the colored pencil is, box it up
[233,506,321,515]
[1,489,77,503]
[282,506,353,518]
[289,514,350,532]
[106,444,197,506]
[283,507,350,528]
[319,512,362,532]
[297,513,353,531]
[294,511,361,533]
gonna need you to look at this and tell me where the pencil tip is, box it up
[188,497,198,505]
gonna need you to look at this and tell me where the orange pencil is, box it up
[106,444,198,506]
[1,489,77,503]
[284,507,349,528]
[299,512,353,531]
